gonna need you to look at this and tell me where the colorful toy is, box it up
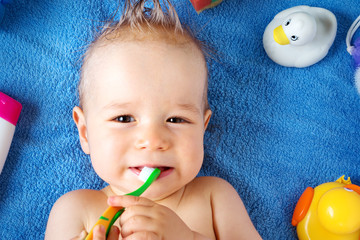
[0,0,12,24]
[292,175,360,240]
[189,0,223,13]
[0,92,22,174]
[346,16,360,94]
[263,5,337,68]
[85,167,161,240]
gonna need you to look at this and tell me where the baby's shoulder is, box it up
[55,189,106,208]
[191,176,234,188]
[46,189,108,239]
[49,189,108,222]
[187,176,237,196]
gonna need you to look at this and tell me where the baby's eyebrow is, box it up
[102,102,201,114]
[103,102,131,110]
[176,103,201,115]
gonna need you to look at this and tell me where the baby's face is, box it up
[75,39,211,200]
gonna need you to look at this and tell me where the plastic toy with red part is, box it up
[292,175,360,240]
[189,0,223,13]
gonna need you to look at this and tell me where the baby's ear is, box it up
[204,109,212,130]
[72,106,90,154]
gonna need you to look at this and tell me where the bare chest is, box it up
[84,187,216,239]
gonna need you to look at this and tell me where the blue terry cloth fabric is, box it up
[0,0,360,239]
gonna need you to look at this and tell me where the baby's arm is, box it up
[69,225,120,240]
[210,177,262,239]
[45,189,110,240]
[45,190,89,240]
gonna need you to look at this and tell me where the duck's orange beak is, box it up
[273,25,290,45]
[292,187,314,226]
[345,184,360,195]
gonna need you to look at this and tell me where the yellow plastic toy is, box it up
[263,5,337,68]
[292,175,360,240]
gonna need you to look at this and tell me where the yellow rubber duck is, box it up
[263,5,337,67]
[292,176,360,240]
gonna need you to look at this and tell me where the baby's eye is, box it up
[114,115,135,123]
[167,117,187,124]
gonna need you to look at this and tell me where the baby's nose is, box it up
[135,125,170,151]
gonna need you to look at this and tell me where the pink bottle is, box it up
[0,92,22,174]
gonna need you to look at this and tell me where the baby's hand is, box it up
[70,225,120,240]
[108,195,198,240]
[91,225,120,240]
[70,230,87,240]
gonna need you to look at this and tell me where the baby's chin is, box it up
[104,181,163,199]
[141,185,186,202]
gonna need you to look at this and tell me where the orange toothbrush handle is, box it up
[85,206,123,240]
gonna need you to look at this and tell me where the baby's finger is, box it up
[108,195,154,208]
[121,215,154,238]
[92,225,106,240]
[120,202,156,224]
[122,231,159,240]
[107,226,120,240]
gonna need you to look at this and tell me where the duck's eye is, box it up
[291,35,299,41]
[285,19,291,26]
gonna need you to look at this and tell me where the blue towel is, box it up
[1,0,360,239]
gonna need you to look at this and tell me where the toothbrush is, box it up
[85,167,161,239]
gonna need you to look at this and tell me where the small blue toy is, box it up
[347,16,360,94]
[0,0,12,24]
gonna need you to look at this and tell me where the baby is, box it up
[45,0,262,239]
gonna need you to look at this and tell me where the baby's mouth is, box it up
[130,166,173,177]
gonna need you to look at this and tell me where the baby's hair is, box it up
[79,0,210,111]
[117,0,182,32]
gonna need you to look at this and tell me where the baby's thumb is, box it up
[71,230,87,240]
